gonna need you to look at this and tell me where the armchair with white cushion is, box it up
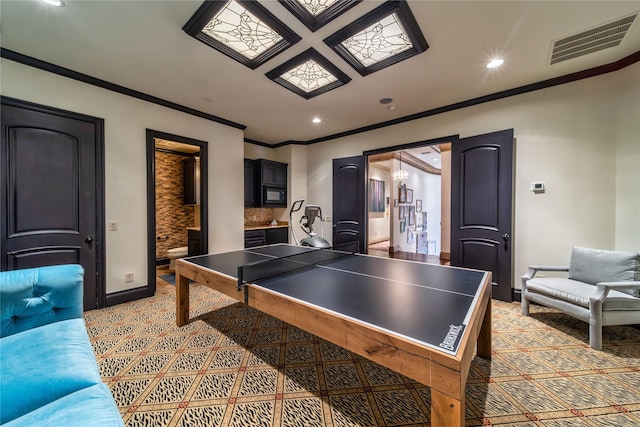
[521,246,640,350]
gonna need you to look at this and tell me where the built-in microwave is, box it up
[262,186,287,207]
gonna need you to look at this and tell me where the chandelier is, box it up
[392,152,408,186]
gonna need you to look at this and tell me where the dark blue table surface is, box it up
[185,244,488,354]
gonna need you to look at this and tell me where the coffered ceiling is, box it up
[1,1,639,146]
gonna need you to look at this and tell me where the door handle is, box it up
[502,233,510,251]
[85,236,93,244]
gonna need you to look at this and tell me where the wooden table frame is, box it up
[176,258,492,427]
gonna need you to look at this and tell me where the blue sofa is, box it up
[0,264,124,426]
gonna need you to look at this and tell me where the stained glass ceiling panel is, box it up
[324,1,428,76]
[202,1,282,59]
[299,0,340,16]
[340,12,412,67]
[279,0,361,32]
[266,48,351,99]
[183,0,300,69]
[280,59,339,93]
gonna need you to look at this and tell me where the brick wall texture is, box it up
[155,151,195,259]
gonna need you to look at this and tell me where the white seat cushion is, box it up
[526,277,640,311]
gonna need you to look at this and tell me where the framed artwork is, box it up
[407,188,413,203]
[416,199,422,212]
[422,212,428,230]
[417,231,428,254]
[399,205,406,219]
[416,212,423,230]
[408,206,415,226]
[399,219,406,233]
[407,227,415,244]
[368,178,385,212]
[398,184,406,203]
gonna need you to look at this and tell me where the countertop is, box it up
[244,221,289,231]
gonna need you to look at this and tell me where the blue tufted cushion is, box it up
[0,264,84,338]
[0,318,104,424]
[2,383,124,427]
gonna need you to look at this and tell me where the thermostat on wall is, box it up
[530,181,546,193]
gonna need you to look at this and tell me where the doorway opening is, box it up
[146,130,208,296]
[365,138,453,266]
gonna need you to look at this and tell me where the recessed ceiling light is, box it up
[312,117,322,124]
[487,58,504,69]
[387,105,397,110]
[42,0,64,6]
[379,98,393,104]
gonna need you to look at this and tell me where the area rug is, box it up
[160,273,176,286]
[85,281,640,426]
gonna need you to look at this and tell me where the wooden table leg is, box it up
[477,298,492,360]
[176,273,190,327]
[431,389,464,427]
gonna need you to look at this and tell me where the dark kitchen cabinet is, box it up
[183,157,200,205]
[187,229,201,256]
[257,159,287,187]
[245,158,288,207]
[244,158,256,207]
[244,229,266,248]
[266,227,288,245]
[244,227,288,248]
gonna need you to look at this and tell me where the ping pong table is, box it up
[175,244,492,427]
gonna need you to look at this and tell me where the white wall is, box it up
[306,62,640,289]
[368,164,391,243]
[389,161,441,254]
[4,57,638,295]
[614,64,640,252]
[1,58,245,294]
[273,144,308,227]
[440,147,452,257]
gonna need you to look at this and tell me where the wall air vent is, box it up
[549,13,637,65]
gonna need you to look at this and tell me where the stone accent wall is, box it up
[155,151,195,259]
[244,207,274,226]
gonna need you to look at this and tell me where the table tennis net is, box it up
[237,243,358,290]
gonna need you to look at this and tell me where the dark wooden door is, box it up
[1,97,103,310]
[451,129,514,301]
[332,155,366,252]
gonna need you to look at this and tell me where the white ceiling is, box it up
[2,1,639,146]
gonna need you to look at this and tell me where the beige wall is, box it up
[367,164,391,244]
[614,64,640,252]
[304,62,640,288]
[1,58,245,294]
[2,56,638,296]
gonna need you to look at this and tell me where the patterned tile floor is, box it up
[85,279,640,426]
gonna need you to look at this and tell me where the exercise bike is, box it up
[289,200,331,248]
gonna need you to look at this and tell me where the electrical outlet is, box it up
[125,272,134,282]
[109,221,118,231]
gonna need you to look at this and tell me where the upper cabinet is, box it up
[245,159,288,207]
[183,157,200,205]
[259,159,287,187]
[244,158,256,207]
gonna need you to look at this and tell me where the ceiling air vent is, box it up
[549,13,637,65]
